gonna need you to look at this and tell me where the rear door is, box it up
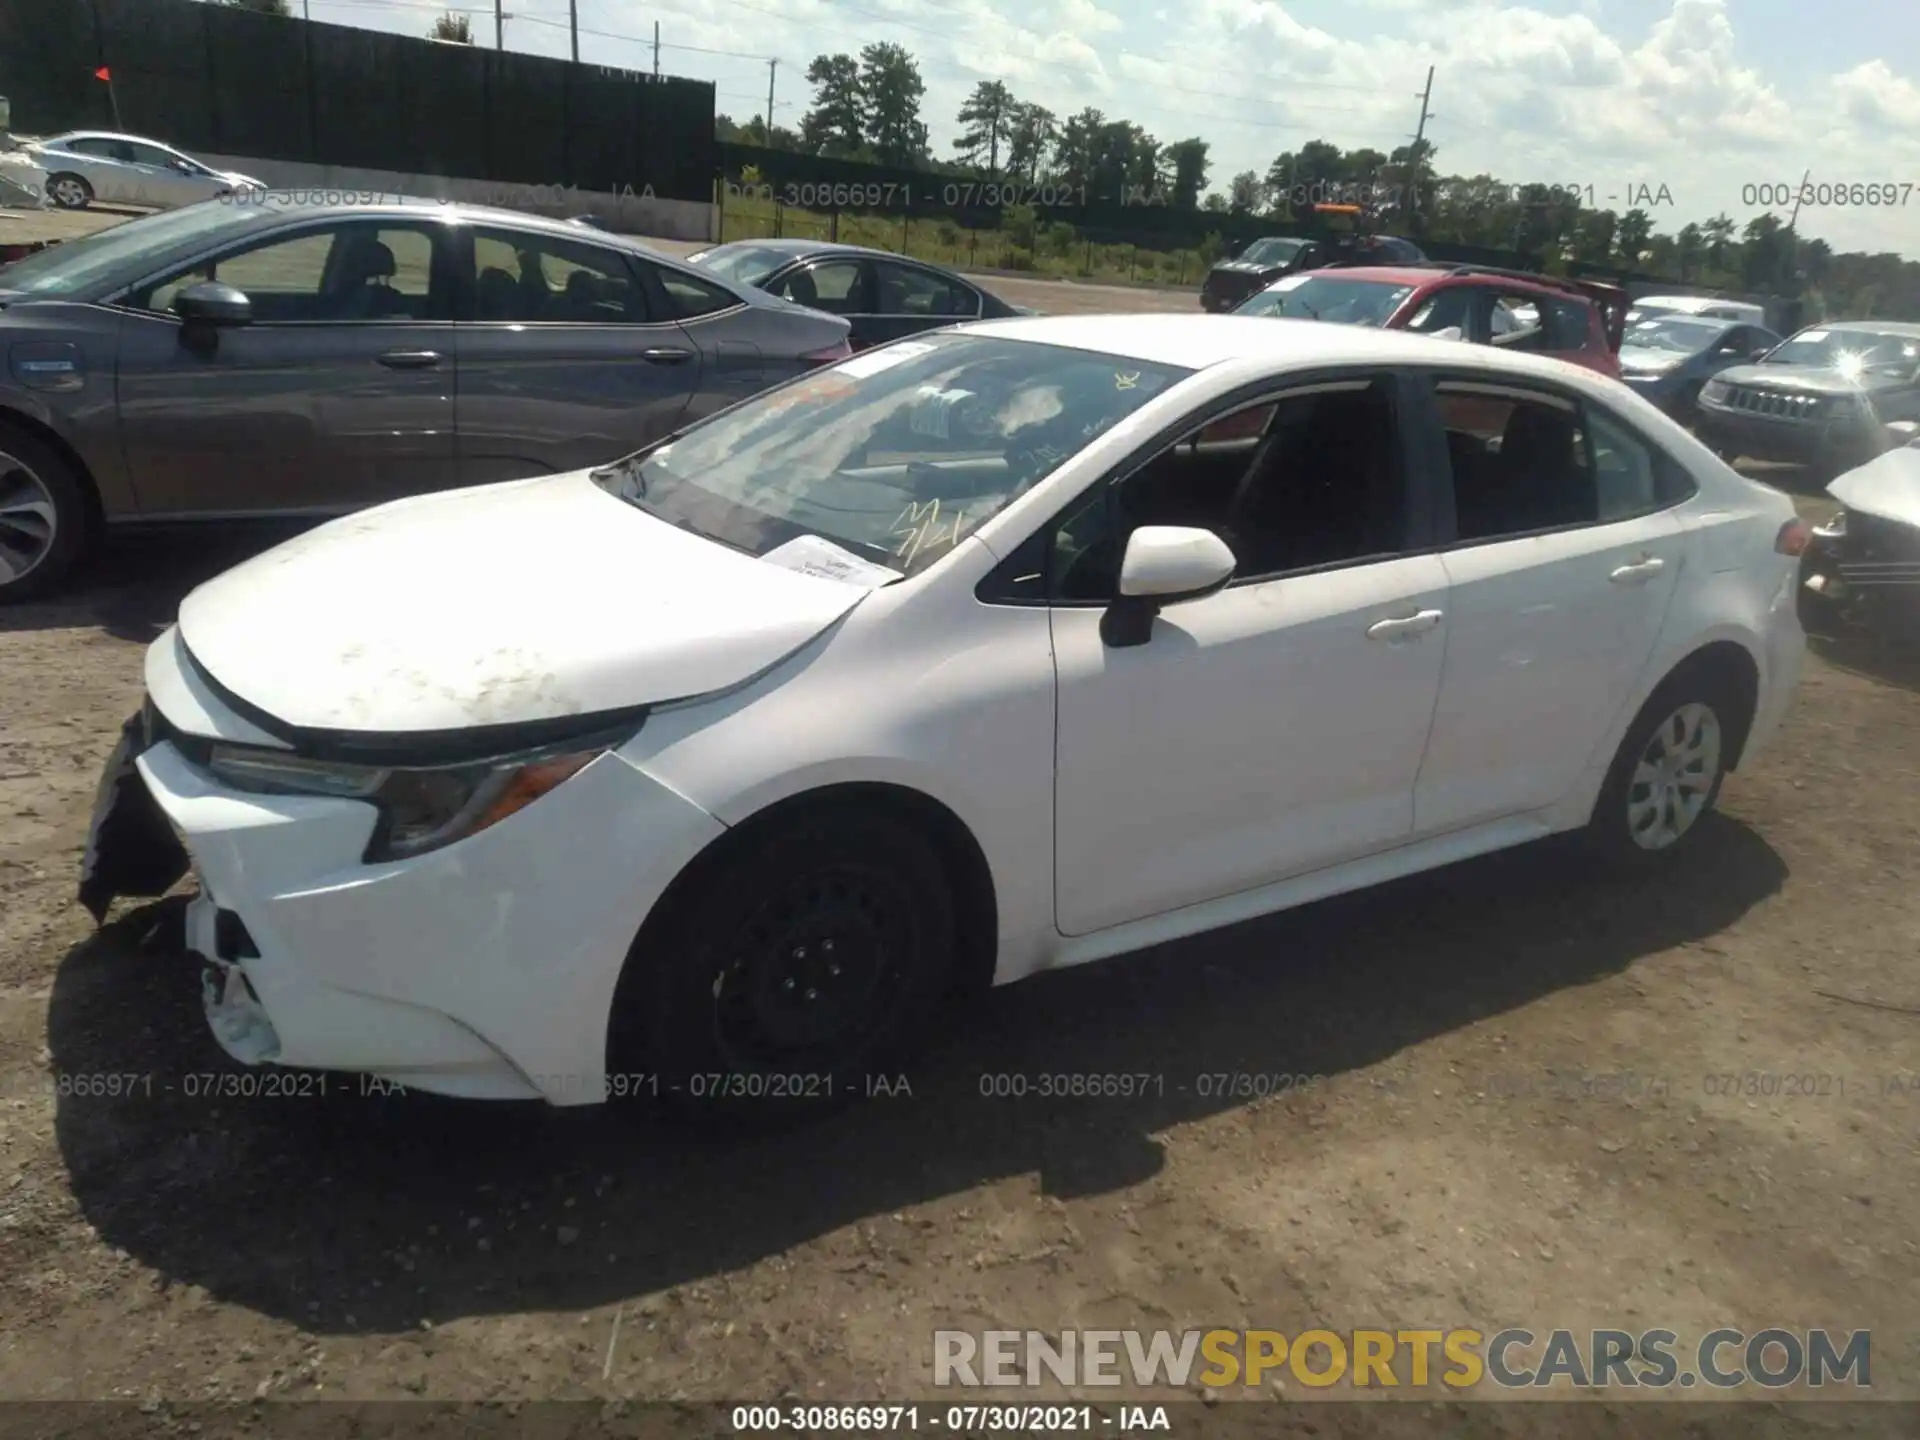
[61,138,142,204]
[450,226,702,485]
[1410,375,1689,835]
[112,217,460,515]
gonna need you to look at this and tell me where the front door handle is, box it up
[1610,555,1666,585]
[1366,608,1445,642]
[641,347,693,365]
[376,350,442,370]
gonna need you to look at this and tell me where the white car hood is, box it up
[175,471,887,734]
[1829,446,1920,528]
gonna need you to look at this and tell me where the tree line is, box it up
[712,43,1917,318]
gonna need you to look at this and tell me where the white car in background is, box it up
[28,131,263,210]
[77,317,1808,1118]
[1626,294,1768,328]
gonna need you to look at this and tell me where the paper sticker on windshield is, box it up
[1265,275,1312,291]
[760,535,903,589]
[1797,329,1828,343]
[834,342,935,380]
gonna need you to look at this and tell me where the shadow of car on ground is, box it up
[49,817,1788,1336]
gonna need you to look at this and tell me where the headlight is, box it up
[1701,379,1730,402]
[206,738,616,862]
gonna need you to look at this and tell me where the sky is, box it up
[291,0,1920,259]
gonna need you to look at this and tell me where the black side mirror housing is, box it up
[173,281,252,331]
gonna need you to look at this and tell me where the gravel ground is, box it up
[0,205,1916,1430]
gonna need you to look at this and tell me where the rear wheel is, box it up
[0,425,90,603]
[609,806,956,1123]
[1588,674,1738,867]
[46,173,93,210]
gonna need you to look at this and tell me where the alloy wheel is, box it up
[0,452,58,586]
[1627,702,1722,850]
[48,176,88,209]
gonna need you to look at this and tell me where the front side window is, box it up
[594,334,1189,578]
[469,230,649,322]
[129,221,441,321]
[0,201,279,297]
[1049,375,1408,600]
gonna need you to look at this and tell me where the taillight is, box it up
[801,338,852,364]
[1775,518,1813,556]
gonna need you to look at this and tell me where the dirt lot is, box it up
[1,207,1918,1430]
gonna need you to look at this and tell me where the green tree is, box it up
[1572,208,1618,264]
[1227,170,1264,214]
[1162,138,1209,209]
[1701,213,1737,273]
[1673,222,1703,282]
[221,0,292,12]
[953,80,1015,177]
[428,11,471,41]
[801,53,866,157]
[1740,212,1793,290]
[1615,207,1654,267]
[1052,108,1107,195]
[1005,102,1057,185]
[859,42,928,165]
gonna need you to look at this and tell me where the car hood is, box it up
[1210,260,1275,275]
[1829,446,1920,528]
[1712,364,1910,397]
[174,471,890,735]
[1619,346,1692,373]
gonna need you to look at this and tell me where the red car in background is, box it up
[1234,263,1628,380]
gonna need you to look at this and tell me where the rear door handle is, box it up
[376,350,442,370]
[1610,555,1666,585]
[1366,608,1445,642]
[641,347,693,365]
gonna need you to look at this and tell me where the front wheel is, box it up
[1588,678,1734,867]
[609,806,957,1123]
[46,173,93,210]
[0,424,91,603]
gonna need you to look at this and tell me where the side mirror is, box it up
[1102,525,1236,648]
[173,281,251,334]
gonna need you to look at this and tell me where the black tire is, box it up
[609,805,957,1124]
[46,172,93,210]
[1586,669,1739,869]
[0,423,91,603]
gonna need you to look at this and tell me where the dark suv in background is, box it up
[1199,232,1426,312]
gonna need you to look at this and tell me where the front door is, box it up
[1412,377,1687,834]
[1049,372,1450,936]
[113,218,459,516]
[451,226,702,485]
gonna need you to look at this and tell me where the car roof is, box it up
[1304,265,1447,287]
[964,312,1604,376]
[707,237,959,268]
[47,130,173,147]
[218,192,697,254]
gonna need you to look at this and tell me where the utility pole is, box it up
[764,58,776,147]
[569,0,578,62]
[652,22,660,77]
[1407,65,1434,232]
[494,0,503,50]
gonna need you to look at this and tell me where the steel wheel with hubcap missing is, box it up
[0,452,60,589]
[611,805,957,1122]
[1627,702,1723,851]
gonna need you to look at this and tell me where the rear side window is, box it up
[1437,383,1594,540]
[1542,296,1595,351]
[655,266,739,319]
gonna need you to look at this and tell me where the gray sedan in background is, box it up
[0,195,852,599]
[1616,314,1782,423]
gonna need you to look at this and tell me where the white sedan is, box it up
[78,316,1808,1116]
[29,131,263,210]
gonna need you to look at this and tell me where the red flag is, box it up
[94,66,111,82]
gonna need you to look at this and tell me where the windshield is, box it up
[1623,317,1725,354]
[1235,274,1414,326]
[692,244,796,288]
[1762,328,1920,376]
[1237,238,1303,267]
[593,334,1190,578]
[0,200,274,296]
